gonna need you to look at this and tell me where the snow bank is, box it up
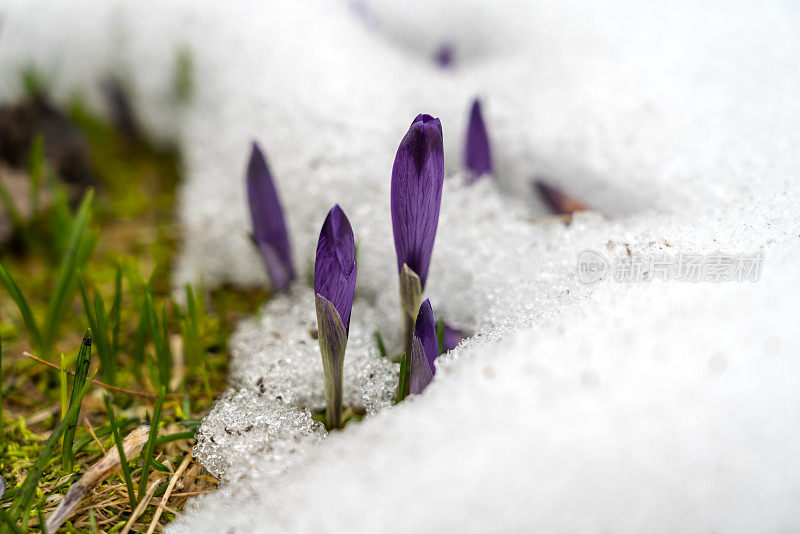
[1,0,799,531]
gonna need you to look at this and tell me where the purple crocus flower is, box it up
[314,205,357,429]
[391,114,444,290]
[247,141,295,292]
[314,205,357,332]
[410,299,439,394]
[464,98,492,181]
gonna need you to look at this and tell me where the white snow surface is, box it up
[2,0,799,532]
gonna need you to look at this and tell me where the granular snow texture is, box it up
[1,0,799,532]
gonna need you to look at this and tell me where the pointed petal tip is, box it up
[409,298,439,393]
[465,97,492,180]
[314,205,357,330]
[248,140,266,172]
[414,298,439,369]
[246,140,295,291]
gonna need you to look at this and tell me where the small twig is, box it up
[82,417,107,454]
[146,453,191,534]
[166,491,213,498]
[23,352,182,399]
[121,479,161,534]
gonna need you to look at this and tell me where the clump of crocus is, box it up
[391,114,444,399]
[314,205,357,429]
[247,141,295,292]
[408,299,440,394]
[464,98,492,181]
[533,180,589,216]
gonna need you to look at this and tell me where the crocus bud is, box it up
[464,98,492,181]
[409,299,439,394]
[391,114,444,399]
[391,114,444,291]
[314,205,357,429]
[533,180,589,216]
[247,141,295,292]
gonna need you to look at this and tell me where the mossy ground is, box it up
[0,91,266,532]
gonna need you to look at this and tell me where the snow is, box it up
[1,0,799,532]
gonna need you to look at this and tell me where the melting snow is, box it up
[1,0,799,531]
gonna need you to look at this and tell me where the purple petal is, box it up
[464,98,492,181]
[410,299,439,394]
[391,114,444,289]
[247,141,295,291]
[314,205,357,332]
[442,322,467,352]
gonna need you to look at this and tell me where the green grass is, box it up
[61,332,92,472]
[6,367,95,526]
[103,394,137,510]
[0,83,268,531]
[138,386,165,501]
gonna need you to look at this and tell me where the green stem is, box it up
[397,264,422,402]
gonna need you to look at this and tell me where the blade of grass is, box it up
[45,168,72,251]
[62,332,92,473]
[110,264,123,360]
[79,279,113,384]
[7,369,96,521]
[178,284,204,372]
[103,395,137,509]
[129,267,151,377]
[132,300,148,377]
[59,354,68,421]
[37,508,48,534]
[153,431,194,447]
[93,288,113,383]
[374,330,388,358]
[145,292,171,390]
[0,261,43,350]
[160,304,171,387]
[396,352,408,404]
[138,386,165,500]
[150,459,170,473]
[42,189,95,352]
[28,135,44,220]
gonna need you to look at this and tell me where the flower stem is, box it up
[397,265,422,402]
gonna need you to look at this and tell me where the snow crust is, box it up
[1,0,799,532]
